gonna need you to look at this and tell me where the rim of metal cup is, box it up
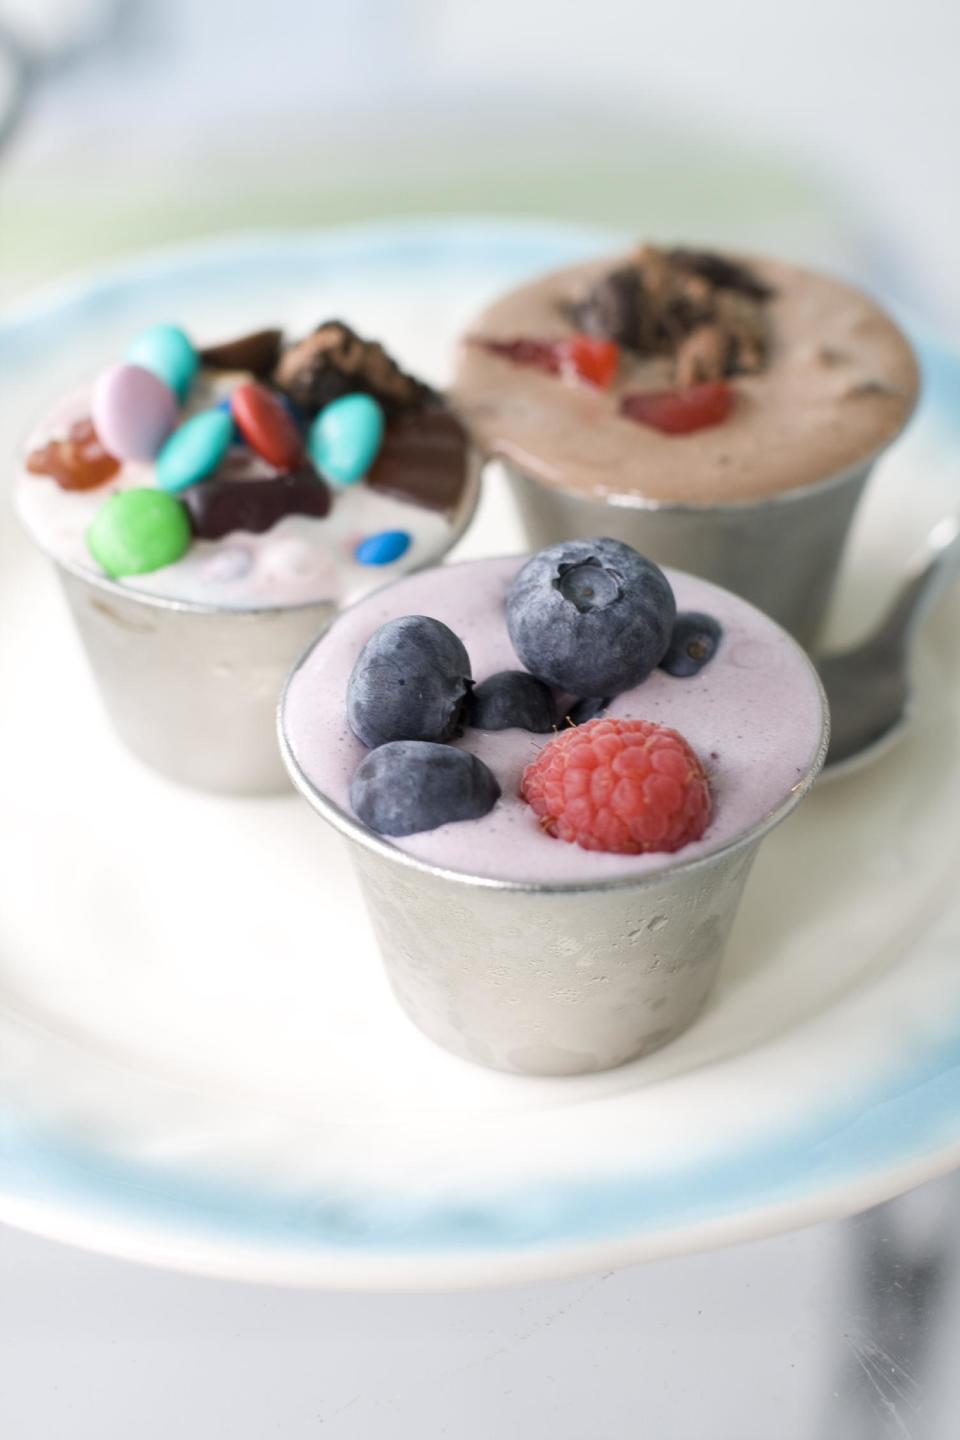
[499,427,910,520]
[276,556,832,897]
[16,446,483,618]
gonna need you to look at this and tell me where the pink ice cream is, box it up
[281,556,827,885]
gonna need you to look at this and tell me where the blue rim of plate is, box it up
[3,217,960,1287]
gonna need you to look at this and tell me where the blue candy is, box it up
[354,530,412,566]
[156,409,234,494]
[308,392,384,486]
[215,394,242,441]
[127,324,198,402]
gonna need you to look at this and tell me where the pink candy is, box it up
[91,363,178,462]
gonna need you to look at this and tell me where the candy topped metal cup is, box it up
[16,321,480,794]
[279,553,830,1076]
[453,246,919,646]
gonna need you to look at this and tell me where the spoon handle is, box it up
[878,513,960,650]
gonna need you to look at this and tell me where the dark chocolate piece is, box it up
[199,329,283,377]
[274,320,434,418]
[365,407,469,515]
[183,462,331,540]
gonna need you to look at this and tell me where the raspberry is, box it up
[620,380,733,435]
[520,717,711,855]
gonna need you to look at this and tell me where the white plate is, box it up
[2,219,960,1291]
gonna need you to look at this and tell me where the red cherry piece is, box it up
[26,418,121,490]
[559,336,620,388]
[231,382,303,469]
[475,337,562,375]
[475,334,620,390]
[620,381,734,435]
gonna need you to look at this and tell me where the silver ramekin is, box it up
[277,625,830,1076]
[25,457,480,795]
[506,450,887,649]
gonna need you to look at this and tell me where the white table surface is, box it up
[3,1170,960,1439]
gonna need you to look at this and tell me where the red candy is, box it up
[231,382,303,469]
[26,418,120,491]
[619,380,734,435]
[476,334,620,389]
[520,717,711,855]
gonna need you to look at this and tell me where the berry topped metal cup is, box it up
[453,245,919,646]
[279,540,829,1076]
[16,320,479,793]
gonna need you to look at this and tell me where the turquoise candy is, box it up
[156,409,234,494]
[127,324,198,402]
[355,530,412,566]
[87,489,192,578]
[308,393,384,486]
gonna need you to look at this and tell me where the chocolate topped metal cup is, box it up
[453,246,919,645]
[16,320,480,794]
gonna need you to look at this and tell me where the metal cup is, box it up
[55,563,337,794]
[279,649,830,1076]
[506,453,879,648]
[28,460,481,795]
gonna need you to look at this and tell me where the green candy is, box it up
[127,323,198,402]
[87,488,192,578]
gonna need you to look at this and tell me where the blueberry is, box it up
[465,670,556,733]
[347,615,472,749]
[506,538,676,696]
[659,612,723,677]
[350,741,500,836]
[563,695,611,726]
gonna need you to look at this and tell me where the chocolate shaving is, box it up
[274,320,434,418]
[199,329,283,377]
[365,407,469,515]
[569,244,773,386]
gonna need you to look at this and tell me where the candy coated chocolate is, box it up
[182,463,331,540]
[365,407,468,514]
[91,364,178,462]
[354,530,411,566]
[308,392,384,486]
[127,324,198,401]
[26,418,119,491]
[87,488,192,578]
[231,382,304,469]
[156,409,234,493]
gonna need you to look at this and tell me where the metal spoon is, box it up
[817,513,960,777]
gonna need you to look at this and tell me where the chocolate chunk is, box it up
[571,244,771,384]
[568,265,646,350]
[183,461,331,540]
[365,407,469,515]
[274,321,434,418]
[199,329,283,377]
[675,324,732,387]
[667,248,772,301]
